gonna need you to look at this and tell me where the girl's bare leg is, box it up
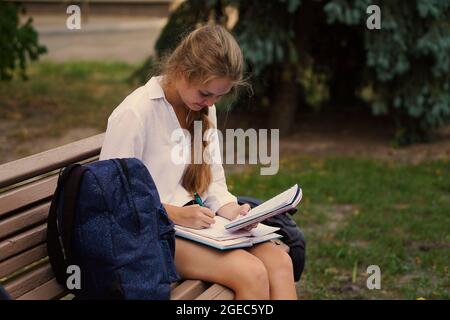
[246,242,298,300]
[174,238,270,299]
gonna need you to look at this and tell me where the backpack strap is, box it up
[61,165,88,262]
[47,164,87,286]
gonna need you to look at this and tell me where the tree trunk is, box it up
[269,67,300,137]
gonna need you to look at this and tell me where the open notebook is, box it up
[224,184,302,232]
[174,184,302,250]
[175,216,282,250]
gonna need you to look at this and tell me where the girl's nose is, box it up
[206,97,217,106]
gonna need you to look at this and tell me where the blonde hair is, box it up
[161,24,247,196]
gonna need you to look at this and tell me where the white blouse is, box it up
[99,76,237,213]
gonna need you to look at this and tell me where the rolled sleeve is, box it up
[99,109,144,160]
[202,106,237,213]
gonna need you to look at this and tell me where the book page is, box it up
[176,216,279,240]
[249,224,280,237]
[234,185,299,222]
[251,233,283,245]
[175,216,245,240]
[175,228,251,247]
[224,185,302,232]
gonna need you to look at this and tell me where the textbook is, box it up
[224,184,302,232]
[174,216,282,250]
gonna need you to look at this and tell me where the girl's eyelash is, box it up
[200,91,224,98]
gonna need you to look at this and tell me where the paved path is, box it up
[24,14,167,63]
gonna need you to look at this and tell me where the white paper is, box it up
[176,216,279,241]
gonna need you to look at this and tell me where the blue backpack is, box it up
[47,158,180,299]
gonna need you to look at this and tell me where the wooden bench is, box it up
[0,133,288,300]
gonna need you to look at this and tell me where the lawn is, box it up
[0,61,137,161]
[227,156,450,299]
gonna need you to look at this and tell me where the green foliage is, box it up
[324,0,372,25]
[233,0,301,76]
[144,0,450,144]
[325,0,450,144]
[0,2,47,81]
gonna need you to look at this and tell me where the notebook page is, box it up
[176,216,250,240]
[239,185,298,219]
[225,186,302,232]
[175,228,250,247]
[176,216,280,240]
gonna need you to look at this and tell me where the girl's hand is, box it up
[217,202,249,220]
[237,203,251,218]
[175,205,215,229]
[238,203,258,231]
[216,202,258,230]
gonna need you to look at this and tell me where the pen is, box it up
[194,192,204,207]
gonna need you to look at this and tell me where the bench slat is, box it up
[170,280,210,300]
[0,224,46,262]
[0,133,104,189]
[15,279,213,300]
[210,287,235,300]
[17,278,66,300]
[4,263,54,299]
[195,283,234,300]
[0,155,99,218]
[0,202,50,240]
[0,176,56,218]
[0,243,47,279]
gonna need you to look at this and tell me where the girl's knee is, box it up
[228,255,270,298]
[269,250,294,279]
[244,259,270,285]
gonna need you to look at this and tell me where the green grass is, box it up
[0,61,137,145]
[227,157,450,299]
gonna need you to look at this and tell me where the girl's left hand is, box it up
[217,203,258,230]
[238,203,258,231]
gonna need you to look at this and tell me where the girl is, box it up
[100,24,297,300]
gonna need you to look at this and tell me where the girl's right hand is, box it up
[175,205,216,229]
